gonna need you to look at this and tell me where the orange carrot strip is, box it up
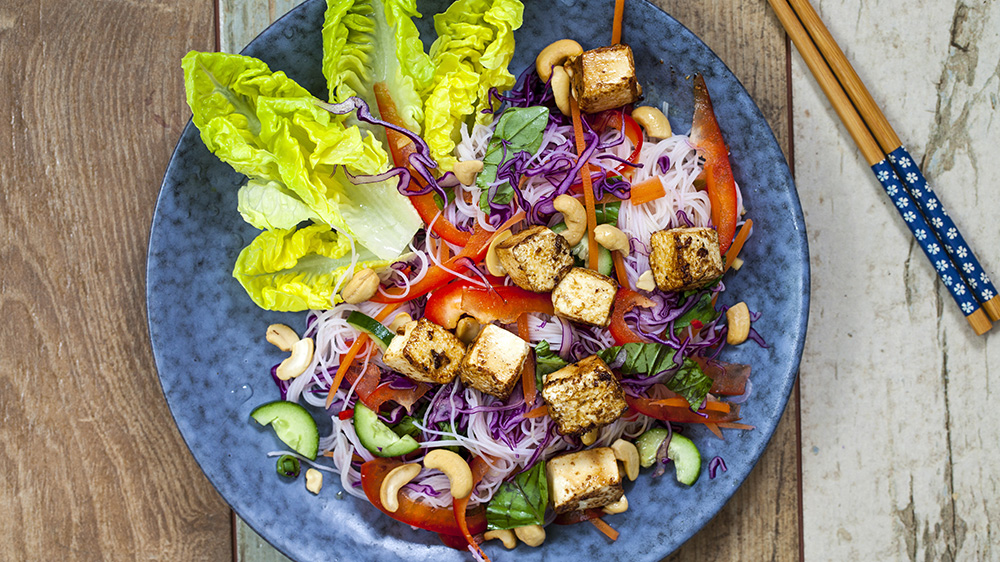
[589,517,620,541]
[524,404,549,418]
[705,422,724,439]
[569,96,599,271]
[724,218,753,273]
[649,397,731,414]
[629,177,666,205]
[517,313,537,405]
[611,0,625,44]
[612,250,630,289]
[716,422,756,430]
[374,302,402,322]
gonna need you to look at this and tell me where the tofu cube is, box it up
[382,319,466,384]
[551,267,617,327]
[495,225,574,292]
[460,324,530,399]
[541,355,628,436]
[546,447,624,513]
[565,44,643,114]
[648,227,724,292]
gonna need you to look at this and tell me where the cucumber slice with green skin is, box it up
[353,403,420,457]
[634,428,701,485]
[551,222,613,276]
[346,311,395,350]
[251,401,319,460]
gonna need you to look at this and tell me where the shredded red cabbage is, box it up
[708,456,728,479]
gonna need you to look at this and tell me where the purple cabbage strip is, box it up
[708,456,728,479]
[657,154,672,174]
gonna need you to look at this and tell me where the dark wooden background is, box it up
[0,0,800,560]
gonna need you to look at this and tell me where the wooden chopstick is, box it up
[766,0,992,335]
[785,0,1000,323]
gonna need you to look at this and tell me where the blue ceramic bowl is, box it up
[147,0,808,560]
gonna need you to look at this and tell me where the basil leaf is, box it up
[534,340,568,386]
[597,342,713,411]
[477,106,550,213]
[673,289,718,331]
[486,462,548,530]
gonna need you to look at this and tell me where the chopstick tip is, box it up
[983,295,1000,323]
[967,308,992,336]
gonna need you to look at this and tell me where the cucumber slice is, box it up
[551,222,613,276]
[251,401,320,460]
[353,403,420,457]
[346,311,395,350]
[634,428,701,485]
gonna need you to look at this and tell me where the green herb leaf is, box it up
[597,342,714,411]
[486,462,548,530]
[477,106,550,213]
[534,340,568,387]
[673,289,719,331]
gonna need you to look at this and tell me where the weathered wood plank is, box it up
[794,0,1000,560]
[0,0,231,560]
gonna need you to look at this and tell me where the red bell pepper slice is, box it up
[364,381,432,414]
[422,280,470,329]
[374,83,471,247]
[697,358,751,396]
[625,394,742,425]
[690,74,739,254]
[608,288,656,345]
[461,285,555,325]
[360,458,488,536]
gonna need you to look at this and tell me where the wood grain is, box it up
[0,0,231,560]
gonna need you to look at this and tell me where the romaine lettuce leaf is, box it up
[422,0,523,171]
[322,0,432,133]
[233,223,391,311]
[237,179,321,230]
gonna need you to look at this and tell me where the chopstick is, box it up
[766,0,994,335]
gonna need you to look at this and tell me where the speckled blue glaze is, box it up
[147,1,809,561]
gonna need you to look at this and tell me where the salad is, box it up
[182,0,763,558]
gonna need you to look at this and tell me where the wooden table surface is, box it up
[2,0,997,560]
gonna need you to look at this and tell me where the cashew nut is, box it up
[379,463,421,512]
[266,324,299,352]
[486,230,513,276]
[535,39,583,83]
[305,468,323,494]
[276,338,314,380]
[553,195,586,246]
[636,270,656,292]
[580,428,599,446]
[455,317,482,344]
[341,268,380,304]
[423,449,473,499]
[602,495,629,515]
[514,524,546,547]
[388,312,412,335]
[453,159,484,186]
[726,301,751,345]
[551,65,572,116]
[631,106,673,139]
[594,224,630,254]
[484,529,517,549]
[611,438,640,481]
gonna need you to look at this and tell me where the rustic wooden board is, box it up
[219,1,801,561]
[793,0,1000,560]
[0,0,231,560]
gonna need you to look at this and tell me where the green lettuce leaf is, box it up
[423,0,523,171]
[237,179,322,231]
[321,0,433,133]
[597,342,714,411]
[233,223,391,311]
[485,461,548,530]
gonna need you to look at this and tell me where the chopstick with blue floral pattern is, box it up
[767,0,993,334]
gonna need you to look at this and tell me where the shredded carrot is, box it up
[325,302,403,407]
[705,423,724,439]
[611,250,630,288]
[569,96,599,271]
[374,302,402,322]
[629,177,666,205]
[517,313,537,405]
[611,0,625,44]
[716,422,756,430]
[650,397,731,413]
[524,404,549,418]
[724,218,753,273]
[589,517,620,541]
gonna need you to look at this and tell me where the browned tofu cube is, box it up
[541,355,628,436]
[459,324,530,399]
[546,447,624,513]
[648,227,724,292]
[382,319,466,384]
[551,267,617,327]
[496,225,574,292]
[565,44,643,114]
